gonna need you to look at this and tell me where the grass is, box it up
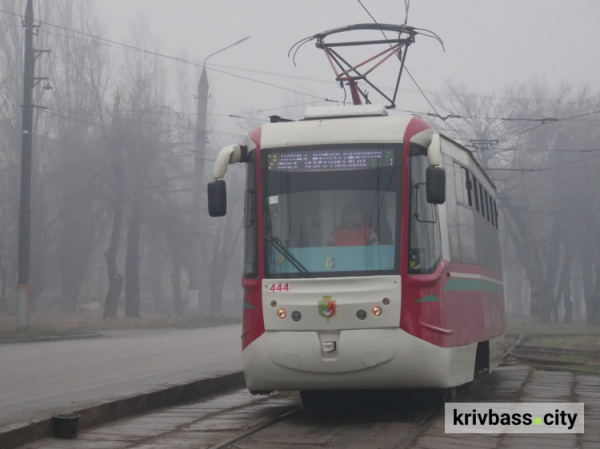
[0,313,241,341]
[521,350,600,365]
[507,319,600,336]
[527,335,600,352]
[563,364,600,372]
[505,320,600,371]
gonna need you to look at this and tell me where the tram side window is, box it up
[464,168,473,207]
[479,184,485,218]
[408,150,442,274]
[493,200,499,229]
[453,162,471,207]
[454,162,465,205]
[484,190,491,223]
[473,177,480,212]
[489,194,495,227]
[244,155,258,278]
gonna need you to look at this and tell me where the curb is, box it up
[0,332,102,346]
[0,371,245,449]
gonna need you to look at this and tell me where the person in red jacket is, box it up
[326,202,379,247]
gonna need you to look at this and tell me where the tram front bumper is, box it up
[242,328,477,392]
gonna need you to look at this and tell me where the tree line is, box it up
[0,0,247,317]
[433,80,600,324]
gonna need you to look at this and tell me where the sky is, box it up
[84,0,599,143]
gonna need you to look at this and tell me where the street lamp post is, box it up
[188,37,250,315]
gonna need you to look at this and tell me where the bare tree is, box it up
[435,79,600,323]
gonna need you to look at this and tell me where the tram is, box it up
[208,104,506,397]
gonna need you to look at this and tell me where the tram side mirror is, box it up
[208,180,227,217]
[426,167,446,204]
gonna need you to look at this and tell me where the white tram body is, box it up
[210,105,506,393]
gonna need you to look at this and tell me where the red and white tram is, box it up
[208,104,506,397]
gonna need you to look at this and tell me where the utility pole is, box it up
[17,0,49,330]
[188,68,209,315]
[187,37,250,315]
[16,0,36,331]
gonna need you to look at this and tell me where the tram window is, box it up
[409,151,442,274]
[479,184,485,218]
[464,168,472,207]
[244,156,258,278]
[494,200,499,229]
[484,190,491,222]
[489,195,495,227]
[473,177,480,212]
[262,144,402,277]
[244,190,255,228]
[454,162,465,204]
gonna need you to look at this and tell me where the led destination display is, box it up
[267,149,394,171]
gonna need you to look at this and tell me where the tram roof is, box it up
[439,133,496,191]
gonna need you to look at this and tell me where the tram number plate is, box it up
[268,283,290,293]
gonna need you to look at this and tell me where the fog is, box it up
[1,0,599,326]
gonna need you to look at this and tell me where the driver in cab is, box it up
[326,202,379,247]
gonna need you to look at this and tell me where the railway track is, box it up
[209,406,303,449]
[205,387,459,449]
[21,359,600,448]
[22,333,599,449]
[504,333,600,374]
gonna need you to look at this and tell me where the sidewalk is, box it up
[0,326,242,432]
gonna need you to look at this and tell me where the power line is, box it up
[232,100,324,116]
[388,107,600,126]
[4,4,598,133]
[43,108,248,138]
[402,67,472,142]
[486,154,600,173]
[352,0,470,142]
[41,99,328,121]
[489,108,600,148]
[47,104,266,122]
[357,0,379,23]
[9,8,600,109]
[42,27,344,89]
[410,111,600,123]
[478,147,600,153]
[0,7,341,104]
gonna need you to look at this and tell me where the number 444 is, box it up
[268,283,290,293]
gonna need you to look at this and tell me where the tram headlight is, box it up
[356,310,367,320]
[291,311,302,322]
[371,306,382,317]
[277,308,287,319]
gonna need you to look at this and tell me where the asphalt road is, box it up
[0,325,241,431]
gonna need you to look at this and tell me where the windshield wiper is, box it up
[265,236,313,278]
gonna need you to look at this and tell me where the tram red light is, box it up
[382,298,390,305]
[271,300,277,307]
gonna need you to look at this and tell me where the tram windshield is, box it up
[262,145,402,278]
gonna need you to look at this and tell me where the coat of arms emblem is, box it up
[318,296,337,321]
